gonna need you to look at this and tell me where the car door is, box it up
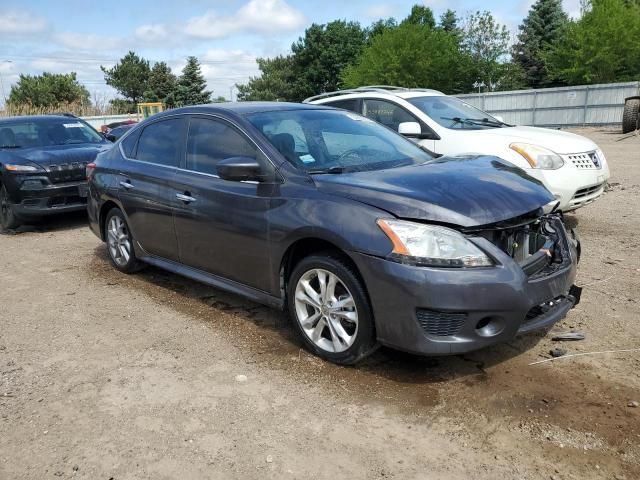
[117,117,186,262]
[171,115,274,292]
[362,99,437,151]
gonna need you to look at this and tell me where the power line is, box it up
[2,54,258,65]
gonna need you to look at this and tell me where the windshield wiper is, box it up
[442,117,507,128]
[308,166,347,175]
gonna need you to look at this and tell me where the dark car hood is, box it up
[313,155,554,228]
[3,143,111,169]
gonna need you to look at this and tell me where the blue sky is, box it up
[0,0,583,104]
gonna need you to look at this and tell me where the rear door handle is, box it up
[119,180,134,190]
[176,193,196,203]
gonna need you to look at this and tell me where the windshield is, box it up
[0,118,104,149]
[407,96,507,130]
[246,109,434,174]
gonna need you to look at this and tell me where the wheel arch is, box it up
[278,236,370,308]
[98,200,121,241]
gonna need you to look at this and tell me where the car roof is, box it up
[304,87,446,104]
[0,114,80,124]
[162,102,331,117]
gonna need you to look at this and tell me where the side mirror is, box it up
[398,121,422,137]
[217,156,263,182]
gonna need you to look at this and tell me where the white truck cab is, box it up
[306,86,610,211]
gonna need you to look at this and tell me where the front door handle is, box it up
[119,180,134,190]
[176,192,196,203]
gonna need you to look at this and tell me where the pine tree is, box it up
[144,62,177,105]
[512,0,568,88]
[439,9,460,34]
[171,57,212,106]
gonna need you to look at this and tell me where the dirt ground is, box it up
[0,128,638,480]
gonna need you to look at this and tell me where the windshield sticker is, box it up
[63,123,84,128]
[299,154,316,164]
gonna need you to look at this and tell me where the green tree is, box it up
[439,9,460,34]
[462,11,512,90]
[101,51,150,104]
[171,56,212,106]
[512,0,569,87]
[236,55,298,101]
[341,22,474,93]
[367,17,398,43]
[8,72,90,107]
[290,20,368,99]
[401,4,436,28]
[544,0,640,84]
[143,62,177,105]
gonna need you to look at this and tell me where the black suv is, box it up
[0,115,111,229]
[87,103,580,365]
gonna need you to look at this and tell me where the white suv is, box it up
[305,86,610,211]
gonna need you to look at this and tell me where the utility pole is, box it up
[0,60,13,109]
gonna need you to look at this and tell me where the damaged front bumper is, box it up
[350,215,580,356]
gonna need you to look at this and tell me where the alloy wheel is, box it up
[107,215,132,267]
[294,268,359,353]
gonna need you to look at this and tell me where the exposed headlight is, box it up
[4,164,41,172]
[510,143,564,170]
[377,219,493,268]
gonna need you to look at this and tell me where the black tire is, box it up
[104,207,143,273]
[0,184,21,231]
[622,98,640,134]
[287,253,377,365]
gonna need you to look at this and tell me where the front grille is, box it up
[47,162,87,183]
[416,309,467,337]
[573,183,604,200]
[565,151,601,170]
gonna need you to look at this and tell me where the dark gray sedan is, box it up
[87,102,580,364]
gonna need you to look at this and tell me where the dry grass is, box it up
[0,101,121,118]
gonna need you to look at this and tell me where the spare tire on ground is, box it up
[622,97,640,134]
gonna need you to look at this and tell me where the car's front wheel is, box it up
[0,184,21,231]
[105,208,142,273]
[287,254,377,365]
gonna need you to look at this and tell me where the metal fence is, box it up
[458,81,640,128]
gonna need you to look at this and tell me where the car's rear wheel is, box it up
[105,208,142,273]
[287,254,377,365]
[0,184,21,231]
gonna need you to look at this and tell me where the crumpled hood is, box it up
[472,125,597,154]
[313,155,554,228]
[4,143,111,169]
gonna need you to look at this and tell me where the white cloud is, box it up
[135,23,169,41]
[185,0,306,39]
[0,10,48,35]
[366,4,395,19]
[54,32,123,51]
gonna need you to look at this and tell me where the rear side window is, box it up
[363,99,416,131]
[324,99,359,113]
[186,117,258,175]
[135,118,184,167]
[120,129,139,158]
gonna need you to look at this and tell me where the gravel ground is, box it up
[0,128,638,480]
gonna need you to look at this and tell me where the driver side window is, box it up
[363,99,416,131]
[186,117,258,175]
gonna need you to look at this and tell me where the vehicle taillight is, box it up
[86,162,97,181]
